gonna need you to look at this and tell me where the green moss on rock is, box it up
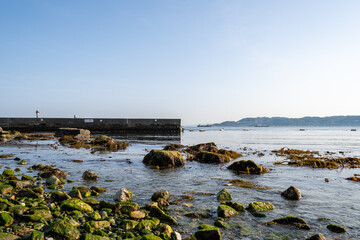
[0,212,13,227]
[50,219,81,239]
[61,198,94,212]
[327,224,346,233]
[247,201,274,212]
[217,204,238,218]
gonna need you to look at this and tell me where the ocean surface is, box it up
[1,126,359,239]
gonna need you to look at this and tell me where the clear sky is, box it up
[1,0,360,125]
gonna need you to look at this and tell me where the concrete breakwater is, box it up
[0,117,181,133]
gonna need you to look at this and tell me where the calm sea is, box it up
[1,126,359,239]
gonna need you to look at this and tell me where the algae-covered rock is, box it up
[327,224,346,233]
[51,190,71,203]
[194,151,230,164]
[120,219,139,230]
[141,235,163,240]
[306,234,327,240]
[0,184,13,194]
[228,160,266,174]
[114,188,133,202]
[8,205,29,216]
[51,219,81,239]
[80,234,110,240]
[157,223,173,238]
[214,217,231,228]
[0,232,19,240]
[135,219,159,231]
[247,201,274,212]
[46,175,60,185]
[143,150,185,168]
[61,198,94,212]
[69,189,83,199]
[24,209,52,222]
[0,212,13,227]
[83,170,98,181]
[216,188,232,201]
[268,216,310,230]
[83,198,100,208]
[225,201,245,212]
[3,169,15,176]
[89,220,111,230]
[195,224,221,240]
[151,190,170,202]
[217,204,238,218]
[91,186,107,193]
[116,201,139,214]
[16,189,42,199]
[29,230,44,240]
[281,186,302,200]
[149,206,178,225]
[21,175,36,181]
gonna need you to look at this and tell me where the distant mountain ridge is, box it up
[211,116,360,127]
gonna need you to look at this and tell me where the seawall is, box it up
[0,118,181,133]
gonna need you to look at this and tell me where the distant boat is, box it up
[254,124,269,127]
[220,128,224,132]
[299,129,305,131]
[351,129,357,131]
[199,129,205,132]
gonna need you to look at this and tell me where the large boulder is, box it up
[143,150,185,168]
[194,152,230,164]
[281,186,302,200]
[227,160,266,174]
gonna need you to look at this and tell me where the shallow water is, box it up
[1,127,359,239]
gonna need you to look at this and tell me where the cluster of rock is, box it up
[57,129,129,153]
[0,165,187,240]
[143,142,265,170]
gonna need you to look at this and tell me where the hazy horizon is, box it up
[2,0,360,125]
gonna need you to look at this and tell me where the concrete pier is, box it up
[0,118,181,133]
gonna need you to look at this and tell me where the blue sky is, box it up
[1,0,360,125]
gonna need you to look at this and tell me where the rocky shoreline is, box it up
[0,129,356,239]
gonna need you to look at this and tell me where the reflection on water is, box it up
[0,127,359,239]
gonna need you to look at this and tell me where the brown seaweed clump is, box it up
[272,147,360,169]
[346,175,360,182]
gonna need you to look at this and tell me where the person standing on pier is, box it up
[36,110,39,118]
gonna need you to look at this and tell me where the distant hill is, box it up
[210,116,360,127]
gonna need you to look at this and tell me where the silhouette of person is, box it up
[36,110,39,118]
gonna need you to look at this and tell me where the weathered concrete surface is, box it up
[0,118,181,133]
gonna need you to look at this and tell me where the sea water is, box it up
[0,127,359,239]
